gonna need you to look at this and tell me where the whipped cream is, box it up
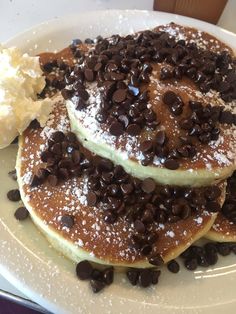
[0,45,53,149]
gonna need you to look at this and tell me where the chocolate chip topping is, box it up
[103,267,114,285]
[90,280,106,293]
[178,241,236,273]
[8,170,17,181]
[167,260,180,273]
[148,254,164,266]
[47,175,58,187]
[87,191,97,206]
[75,260,114,293]
[163,91,180,106]
[156,131,166,146]
[141,178,156,193]
[134,220,146,234]
[7,189,21,202]
[14,207,29,220]
[61,215,74,228]
[76,260,93,280]
[109,121,124,136]
[126,124,141,136]
[164,159,179,170]
[126,268,161,288]
[222,171,236,223]
[112,89,127,103]
[140,140,153,153]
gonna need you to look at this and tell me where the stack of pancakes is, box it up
[16,23,236,268]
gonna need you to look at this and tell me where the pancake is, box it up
[206,213,236,242]
[16,100,225,268]
[206,172,236,242]
[64,23,236,187]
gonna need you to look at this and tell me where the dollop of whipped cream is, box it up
[0,45,53,149]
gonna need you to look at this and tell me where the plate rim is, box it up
[4,10,236,48]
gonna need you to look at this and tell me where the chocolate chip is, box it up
[112,89,127,103]
[164,159,179,170]
[170,102,183,116]
[207,201,221,212]
[84,68,95,82]
[205,186,221,201]
[147,233,159,244]
[37,168,48,181]
[163,91,178,106]
[126,124,141,136]
[141,178,156,193]
[109,121,124,136]
[96,111,108,123]
[87,191,97,206]
[8,170,17,181]
[30,175,42,187]
[61,215,74,228]
[167,260,180,273]
[29,119,41,129]
[126,269,139,286]
[184,258,198,270]
[71,38,82,46]
[219,111,234,124]
[85,38,94,44]
[118,115,129,128]
[149,254,164,266]
[230,244,236,254]
[51,131,65,143]
[180,119,193,130]
[197,254,209,267]
[156,130,166,146]
[47,174,58,186]
[97,159,113,173]
[103,267,114,285]
[180,204,191,219]
[91,269,103,281]
[134,220,145,234]
[151,270,161,285]
[72,150,81,164]
[50,143,62,155]
[139,269,152,287]
[140,140,153,153]
[77,88,89,101]
[104,212,117,224]
[7,189,21,202]
[120,183,133,195]
[110,72,125,81]
[94,62,103,72]
[75,98,86,110]
[142,208,154,223]
[205,252,218,265]
[58,159,73,169]
[14,207,29,220]
[160,67,173,80]
[61,88,73,100]
[216,243,231,256]
[66,132,77,142]
[40,151,52,163]
[76,260,93,280]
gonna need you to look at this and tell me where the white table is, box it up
[0,0,235,312]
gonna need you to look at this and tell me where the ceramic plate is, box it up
[0,10,236,314]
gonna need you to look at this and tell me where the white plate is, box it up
[1,10,236,314]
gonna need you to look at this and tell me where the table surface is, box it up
[0,0,235,312]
